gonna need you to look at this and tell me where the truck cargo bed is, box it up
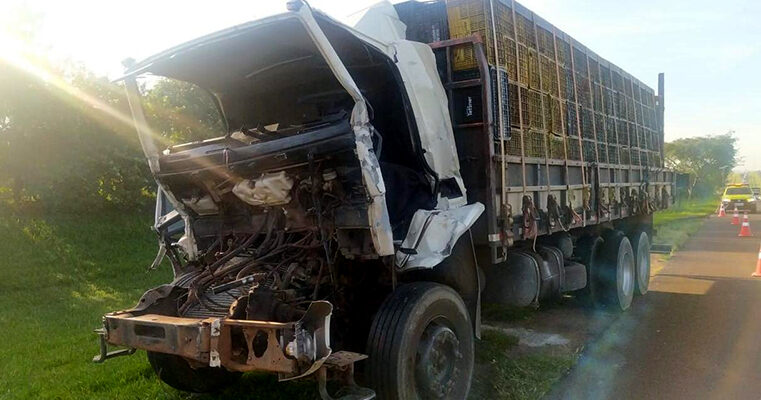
[396,0,675,263]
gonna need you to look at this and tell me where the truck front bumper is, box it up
[95,301,333,380]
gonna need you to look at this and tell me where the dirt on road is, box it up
[545,214,761,400]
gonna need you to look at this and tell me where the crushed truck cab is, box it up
[97,1,673,399]
[99,1,480,398]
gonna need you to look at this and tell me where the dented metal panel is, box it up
[294,4,395,256]
[346,2,469,205]
[396,202,484,270]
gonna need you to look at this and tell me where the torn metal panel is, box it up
[296,3,395,256]
[396,202,485,270]
[345,1,406,44]
[341,2,467,204]
[392,40,467,203]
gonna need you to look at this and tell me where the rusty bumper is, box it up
[98,301,333,380]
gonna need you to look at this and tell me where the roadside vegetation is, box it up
[470,329,578,400]
[659,132,740,252]
[652,197,717,252]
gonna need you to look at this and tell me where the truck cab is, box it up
[96,2,481,399]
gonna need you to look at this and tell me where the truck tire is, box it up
[366,282,474,400]
[629,231,650,295]
[147,351,240,393]
[574,235,604,307]
[599,231,635,311]
[402,238,479,310]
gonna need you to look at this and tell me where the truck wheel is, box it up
[366,282,474,400]
[402,238,479,309]
[629,231,650,295]
[147,351,240,393]
[600,231,635,311]
[575,235,604,307]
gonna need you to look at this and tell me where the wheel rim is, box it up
[620,249,634,303]
[638,247,649,288]
[415,319,462,398]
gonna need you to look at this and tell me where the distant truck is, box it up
[93,1,674,399]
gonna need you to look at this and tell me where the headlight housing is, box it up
[722,198,730,203]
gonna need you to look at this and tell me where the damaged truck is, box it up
[94,0,675,399]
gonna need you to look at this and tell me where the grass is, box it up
[469,330,578,400]
[0,211,318,400]
[652,197,717,251]
[0,211,577,399]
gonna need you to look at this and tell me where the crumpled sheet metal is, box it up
[396,202,485,270]
[297,3,395,256]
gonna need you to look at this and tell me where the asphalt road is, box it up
[547,213,761,400]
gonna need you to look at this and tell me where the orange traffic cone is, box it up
[731,207,740,225]
[738,212,753,237]
[718,204,726,217]
[753,244,761,277]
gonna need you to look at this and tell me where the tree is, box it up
[664,133,738,199]
[0,7,225,212]
[142,78,225,145]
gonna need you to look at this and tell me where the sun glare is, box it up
[0,29,173,150]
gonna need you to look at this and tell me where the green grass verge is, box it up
[470,330,577,400]
[0,211,319,399]
[653,197,717,251]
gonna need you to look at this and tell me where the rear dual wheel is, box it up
[577,231,637,311]
[599,231,635,311]
[629,231,651,296]
[366,282,474,400]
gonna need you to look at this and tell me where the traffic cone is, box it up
[718,204,726,217]
[738,212,753,237]
[753,243,761,277]
[731,207,740,225]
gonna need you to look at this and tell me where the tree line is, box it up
[664,133,739,199]
[0,55,221,212]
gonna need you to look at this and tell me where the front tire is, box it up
[366,282,474,400]
[147,351,240,393]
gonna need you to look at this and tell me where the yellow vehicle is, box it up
[722,184,757,213]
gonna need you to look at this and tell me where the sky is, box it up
[2,0,760,169]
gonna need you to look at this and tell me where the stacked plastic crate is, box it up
[395,1,450,43]
[400,0,663,168]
